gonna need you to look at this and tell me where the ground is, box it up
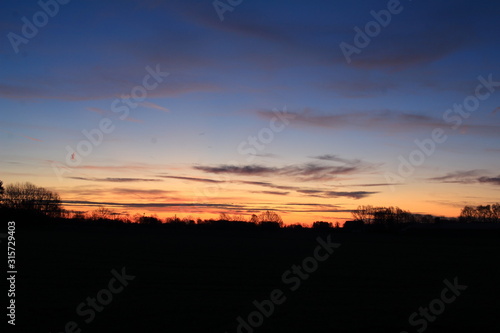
[12,223,500,332]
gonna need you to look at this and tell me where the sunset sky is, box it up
[1,0,499,224]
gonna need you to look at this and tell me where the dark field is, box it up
[12,224,500,332]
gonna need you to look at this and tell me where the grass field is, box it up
[12,223,500,332]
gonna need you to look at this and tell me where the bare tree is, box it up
[232,214,246,222]
[257,210,283,227]
[219,212,231,221]
[459,206,475,222]
[90,206,114,220]
[2,182,62,217]
[460,204,500,223]
[352,205,374,224]
[138,214,162,225]
[0,180,4,196]
[249,214,259,224]
[477,205,493,222]
[492,204,500,222]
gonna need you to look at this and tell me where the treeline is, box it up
[1,181,499,231]
[347,204,500,231]
[0,181,63,221]
[351,205,443,225]
[459,204,500,223]
[79,208,288,229]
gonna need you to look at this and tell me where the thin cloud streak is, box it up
[159,175,224,183]
[68,177,163,182]
[428,170,500,186]
[140,101,170,112]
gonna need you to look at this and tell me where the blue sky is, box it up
[1,0,499,223]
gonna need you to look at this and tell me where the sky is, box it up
[1,0,499,225]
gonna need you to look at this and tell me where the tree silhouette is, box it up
[219,212,231,221]
[90,207,114,220]
[0,180,4,196]
[459,204,500,223]
[138,214,162,225]
[352,205,414,227]
[312,221,332,229]
[352,205,375,224]
[249,214,259,224]
[257,210,283,227]
[2,182,62,217]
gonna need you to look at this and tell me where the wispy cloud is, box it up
[251,191,290,196]
[23,135,42,142]
[333,1,492,70]
[257,108,500,137]
[257,108,442,132]
[63,200,244,209]
[0,128,43,142]
[238,180,297,191]
[478,176,500,186]
[140,101,169,112]
[311,154,369,166]
[194,162,366,182]
[159,175,223,183]
[297,189,376,200]
[427,170,500,185]
[68,177,162,182]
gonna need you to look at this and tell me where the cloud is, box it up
[257,108,500,137]
[428,170,500,186]
[63,200,244,209]
[252,191,290,196]
[68,177,162,182]
[478,176,500,186]
[110,188,174,195]
[427,170,484,184]
[311,154,364,165]
[23,135,42,142]
[333,0,494,70]
[159,175,223,183]
[321,191,377,199]
[237,181,297,191]
[194,162,366,182]
[335,182,402,188]
[297,189,376,200]
[0,75,220,101]
[52,162,172,172]
[0,128,43,142]
[194,165,277,176]
[140,101,170,112]
[239,179,378,199]
[257,108,442,133]
[61,198,353,215]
